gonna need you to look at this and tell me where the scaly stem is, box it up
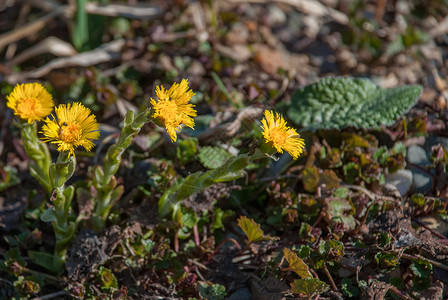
[91,109,150,230]
[41,151,76,272]
[21,122,52,194]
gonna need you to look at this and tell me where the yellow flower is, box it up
[6,83,54,124]
[260,110,305,160]
[40,103,100,157]
[150,79,196,142]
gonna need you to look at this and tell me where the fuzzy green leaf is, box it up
[289,77,422,130]
[290,278,330,297]
[283,248,312,278]
[40,207,57,223]
[237,216,279,243]
[158,155,250,217]
[198,146,234,169]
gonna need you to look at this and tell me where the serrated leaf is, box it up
[290,278,330,297]
[283,248,312,278]
[288,77,422,130]
[325,198,356,230]
[98,267,118,292]
[319,169,339,189]
[237,216,279,243]
[198,146,234,169]
[333,187,349,198]
[319,239,345,262]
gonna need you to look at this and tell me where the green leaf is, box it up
[198,281,226,300]
[181,211,198,228]
[72,0,89,51]
[390,277,405,289]
[302,166,319,193]
[326,198,356,230]
[319,239,345,262]
[198,146,234,169]
[375,251,400,270]
[411,193,425,207]
[289,77,422,130]
[290,278,329,297]
[0,166,20,192]
[40,207,57,223]
[373,146,390,164]
[343,162,359,184]
[158,154,250,217]
[333,187,349,198]
[410,258,432,278]
[342,132,371,148]
[341,278,360,298]
[237,216,279,243]
[283,248,312,278]
[212,208,227,232]
[177,138,198,165]
[28,251,61,273]
[378,232,393,248]
[97,267,118,292]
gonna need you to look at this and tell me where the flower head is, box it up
[40,103,100,157]
[260,110,305,160]
[150,79,196,142]
[6,83,54,124]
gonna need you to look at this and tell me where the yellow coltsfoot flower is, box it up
[150,79,196,142]
[260,110,305,160]
[6,83,54,124]
[40,103,100,157]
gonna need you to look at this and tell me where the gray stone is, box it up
[406,145,433,194]
[410,166,433,194]
[407,145,430,166]
[227,288,251,300]
[385,169,413,196]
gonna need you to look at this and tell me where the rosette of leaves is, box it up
[288,77,422,130]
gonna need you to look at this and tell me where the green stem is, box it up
[41,151,76,272]
[21,122,52,194]
[91,109,150,230]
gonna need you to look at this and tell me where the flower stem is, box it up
[41,151,76,272]
[21,122,52,194]
[91,109,150,229]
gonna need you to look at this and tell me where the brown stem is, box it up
[323,263,338,292]
[387,286,411,300]
[174,231,179,253]
[401,253,448,272]
[411,218,447,239]
[193,224,200,246]
[351,199,379,235]
[213,237,242,254]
